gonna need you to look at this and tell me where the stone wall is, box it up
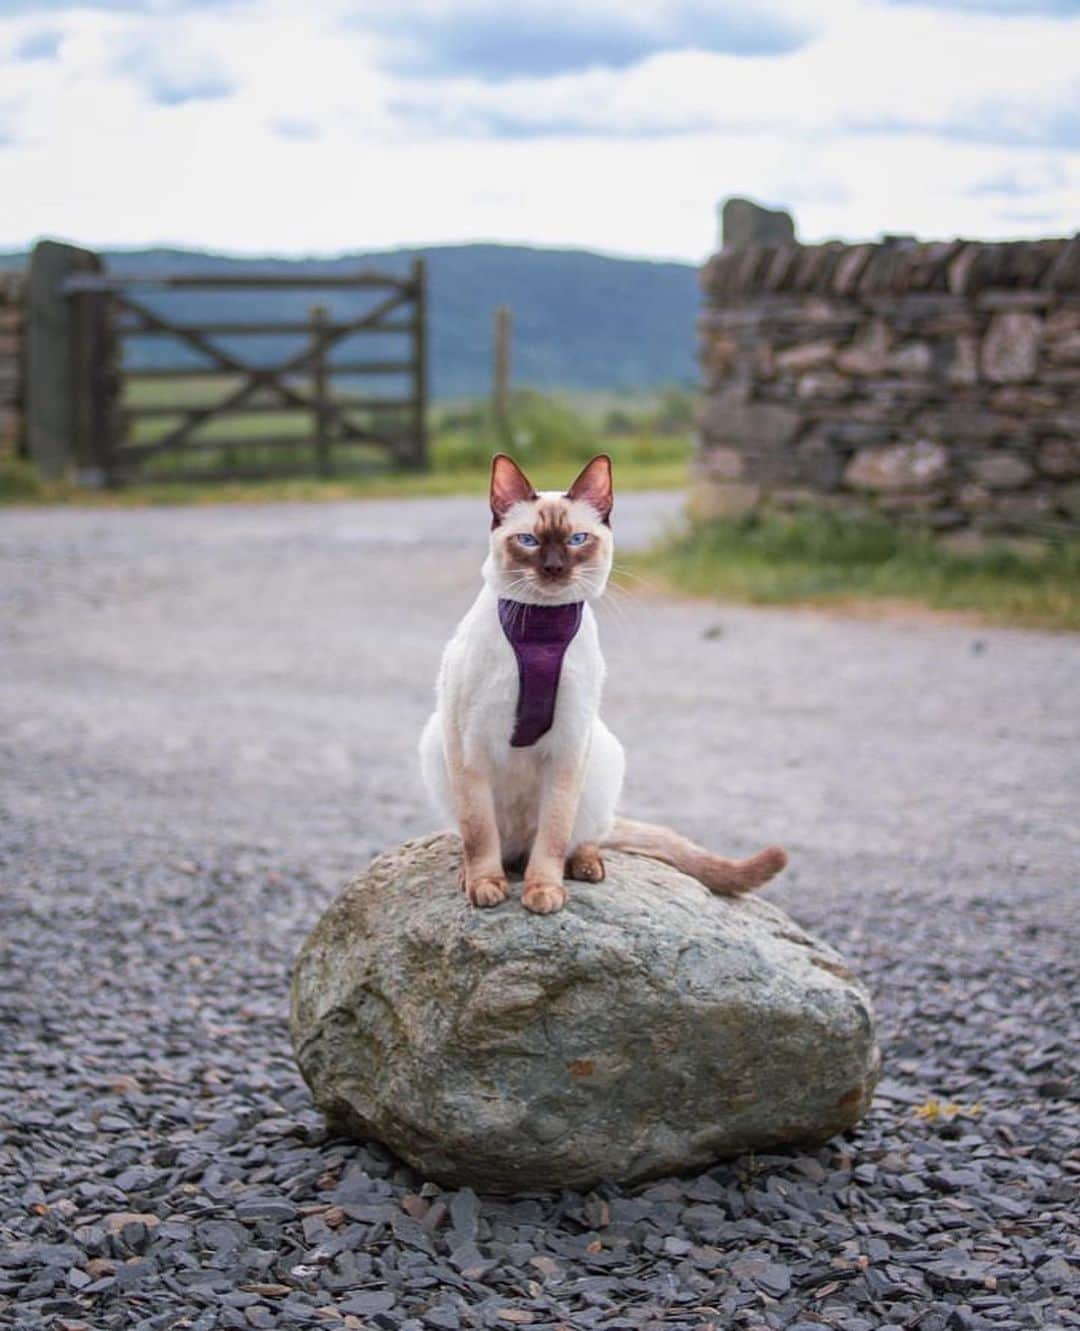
[696,235,1080,537]
[0,274,25,458]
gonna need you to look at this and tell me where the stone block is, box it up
[976,289,1055,311]
[957,482,993,512]
[796,370,852,401]
[1036,438,1080,478]
[1060,481,1080,521]
[887,341,933,376]
[695,446,744,480]
[721,197,796,250]
[774,340,837,373]
[981,312,1042,383]
[824,420,893,450]
[938,530,992,558]
[1044,306,1080,340]
[832,245,874,296]
[946,335,979,387]
[874,489,949,514]
[698,397,802,451]
[844,440,949,493]
[688,479,762,520]
[1045,235,1080,292]
[796,434,844,490]
[836,319,891,376]
[989,386,1058,414]
[1045,331,1080,366]
[702,332,739,377]
[969,453,1035,489]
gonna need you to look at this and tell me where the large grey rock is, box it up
[290,834,880,1193]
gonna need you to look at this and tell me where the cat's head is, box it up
[483,453,614,604]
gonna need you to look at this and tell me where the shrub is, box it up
[431,391,602,472]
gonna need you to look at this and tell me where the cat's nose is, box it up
[541,550,568,576]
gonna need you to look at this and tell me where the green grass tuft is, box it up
[635,509,1080,631]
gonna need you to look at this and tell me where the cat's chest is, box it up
[452,608,599,736]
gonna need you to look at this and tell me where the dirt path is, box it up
[1,493,1077,1330]
[3,491,1075,906]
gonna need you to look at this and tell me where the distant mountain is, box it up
[0,243,700,399]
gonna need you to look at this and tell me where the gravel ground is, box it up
[1,493,1077,1331]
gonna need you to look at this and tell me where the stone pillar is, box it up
[27,239,104,480]
[721,197,796,250]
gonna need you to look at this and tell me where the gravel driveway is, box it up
[1,493,1077,1331]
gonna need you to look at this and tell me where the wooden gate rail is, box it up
[61,271,417,291]
[55,258,427,483]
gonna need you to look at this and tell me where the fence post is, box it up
[408,257,428,470]
[0,276,26,461]
[27,240,104,480]
[493,304,511,440]
[87,290,119,485]
[310,303,331,477]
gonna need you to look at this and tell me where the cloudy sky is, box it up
[0,0,1077,261]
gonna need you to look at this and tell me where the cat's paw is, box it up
[522,878,568,914]
[566,844,605,882]
[465,874,509,908]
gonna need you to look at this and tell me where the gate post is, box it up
[407,256,428,470]
[27,240,105,481]
[310,303,331,477]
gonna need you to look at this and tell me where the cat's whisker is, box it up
[600,592,633,643]
[610,563,651,585]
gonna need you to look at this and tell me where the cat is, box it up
[419,453,787,914]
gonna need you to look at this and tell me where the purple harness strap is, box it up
[497,598,584,747]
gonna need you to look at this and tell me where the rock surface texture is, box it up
[290,833,880,1193]
[696,233,1080,537]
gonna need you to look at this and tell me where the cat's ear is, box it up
[490,453,538,526]
[566,454,613,524]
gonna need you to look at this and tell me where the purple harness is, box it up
[497,598,584,747]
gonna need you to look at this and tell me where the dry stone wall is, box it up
[0,275,25,459]
[696,236,1080,536]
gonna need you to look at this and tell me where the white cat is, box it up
[419,454,787,914]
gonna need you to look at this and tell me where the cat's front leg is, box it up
[523,749,587,914]
[445,727,508,908]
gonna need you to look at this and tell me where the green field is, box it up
[0,381,695,502]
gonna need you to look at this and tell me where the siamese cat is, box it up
[419,453,787,914]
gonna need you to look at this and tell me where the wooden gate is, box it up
[56,259,427,484]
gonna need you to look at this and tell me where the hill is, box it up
[0,243,700,399]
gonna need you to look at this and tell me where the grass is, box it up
[0,384,694,506]
[633,509,1080,631]
[0,454,688,507]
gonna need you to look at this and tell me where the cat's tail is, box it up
[600,817,787,896]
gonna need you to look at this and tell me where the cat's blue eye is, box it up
[516,533,539,548]
[567,532,589,547]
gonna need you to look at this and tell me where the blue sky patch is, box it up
[359,3,816,81]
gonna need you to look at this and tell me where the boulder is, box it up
[290,834,880,1193]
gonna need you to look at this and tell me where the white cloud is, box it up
[0,0,1077,259]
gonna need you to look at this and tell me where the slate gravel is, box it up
[1,498,1077,1330]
